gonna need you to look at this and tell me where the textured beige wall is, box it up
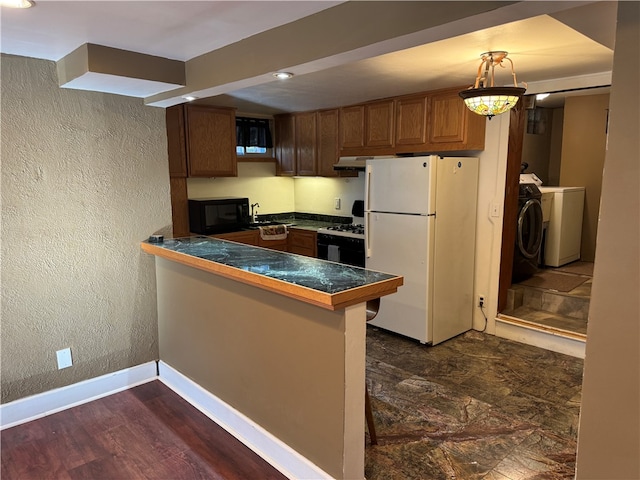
[155,257,366,479]
[576,1,640,477]
[1,55,172,403]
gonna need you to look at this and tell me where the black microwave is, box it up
[188,197,250,235]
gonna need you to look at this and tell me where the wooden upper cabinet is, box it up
[166,106,188,177]
[169,177,190,237]
[427,87,486,150]
[184,105,237,177]
[317,109,356,177]
[295,112,317,176]
[395,94,429,151]
[339,105,365,149]
[365,99,395,148]
[340,100,395,154]
[274,113,296,176]
[274,109,353,178]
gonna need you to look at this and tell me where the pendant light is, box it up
[459,51,526,119]
[0,0,34,7]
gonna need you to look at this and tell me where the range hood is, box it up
[333,156,397,171]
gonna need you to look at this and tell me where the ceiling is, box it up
[0,1,617,115]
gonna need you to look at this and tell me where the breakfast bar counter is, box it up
[141,236,402,310]
[141,236,402,480]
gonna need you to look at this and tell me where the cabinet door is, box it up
[317,109,354,177]
[288,229,317,257]
[274,114,296,176]
[295,112,317,176]
[427,88,486,150]
[339,105,365,149]
[166,105,188,177]
[395,94,428,148]
[258,237,289,251]
[185,105,237,177]
[366,100,395,148]
[428,90,467,144]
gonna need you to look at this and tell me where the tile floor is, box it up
[364,327,584,479]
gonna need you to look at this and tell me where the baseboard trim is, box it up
[0,361,157,430]
[158,361,332,480]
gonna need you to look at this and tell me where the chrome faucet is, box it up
[251,202,260,222]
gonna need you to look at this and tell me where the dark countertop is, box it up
[142,236,402,310]
[254,212,354,232]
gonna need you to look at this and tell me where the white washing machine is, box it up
[538,186,585,267]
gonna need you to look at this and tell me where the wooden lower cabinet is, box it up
[212,230,259,245]
[258,236,288,251]
[288,229,317,257]
[212,228,317,257]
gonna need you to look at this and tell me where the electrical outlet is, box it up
[478,295,485,308]
[334,197,341,210]
[56,348,73,370]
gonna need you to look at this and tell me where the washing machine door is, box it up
[517,199,543,258]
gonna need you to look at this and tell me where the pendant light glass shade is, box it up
[459,86,526,118]
[459,51,526,119]
[0,0,34,7]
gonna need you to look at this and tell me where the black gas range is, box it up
[317,223,365,239]
[317,224,365,267]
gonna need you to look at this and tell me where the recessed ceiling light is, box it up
[0,0,35,8]
[273,72,293,80]
[536,93,550,101]
[182,95,198,102]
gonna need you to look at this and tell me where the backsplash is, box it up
[187,162,365,217]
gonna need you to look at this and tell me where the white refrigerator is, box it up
[365,155,479,345]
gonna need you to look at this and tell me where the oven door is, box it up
[317,234,365,267]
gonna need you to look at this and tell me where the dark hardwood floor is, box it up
[1,381,287,480]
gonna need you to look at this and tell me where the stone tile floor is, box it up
[502,261,593,337]
[365,327,583,479]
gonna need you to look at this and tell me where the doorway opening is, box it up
[497,87,609,342]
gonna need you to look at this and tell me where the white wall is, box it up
[1,55,172,403]
[472,116,511,333]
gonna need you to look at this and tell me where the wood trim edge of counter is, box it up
[141,242,402,311]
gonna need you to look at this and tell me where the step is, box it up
[506,281,591,321]
[501,305,587,337]
[496,313,586,359]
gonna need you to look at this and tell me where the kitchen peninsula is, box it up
[141,236,402,479]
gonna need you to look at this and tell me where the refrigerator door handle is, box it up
[365,164,372,211]
[365,211,372,258]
